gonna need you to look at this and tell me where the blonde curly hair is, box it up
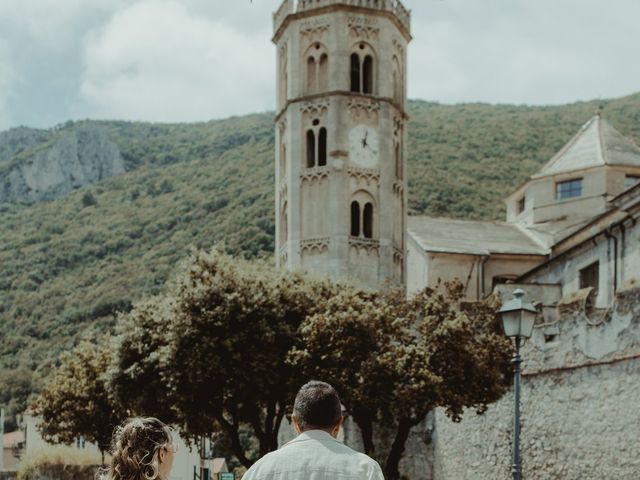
[101,417,174,480]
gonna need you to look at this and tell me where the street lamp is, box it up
[497,288,537,480]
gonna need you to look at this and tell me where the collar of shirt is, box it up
[285,429,338,446]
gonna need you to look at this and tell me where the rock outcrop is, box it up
[0,124,124,204]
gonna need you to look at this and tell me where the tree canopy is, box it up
[33,341,123,465]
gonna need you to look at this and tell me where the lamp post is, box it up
[497,288,537,480]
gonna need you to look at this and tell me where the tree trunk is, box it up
[384,418,417,480]
[270,404,286,451]
[352,413,375,456]
[217,414,253,468]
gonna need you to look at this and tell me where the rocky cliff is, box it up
[0,124,124,204]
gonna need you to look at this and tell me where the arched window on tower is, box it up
[392,55,402,105]
[395,142,402,180]
[350,53,360,92]
[281,201,288,244]
[280,142,287,179]
[306,56,317,93]
[362,55,373,94]
[363,203,374,238]
[319,54,328,92]
[305,43,329,95]
[350,44,376,95]
[318,128,327,166]
[350,201,361,236]
[306,130,316,168]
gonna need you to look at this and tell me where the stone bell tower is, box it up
[273,0,411,289]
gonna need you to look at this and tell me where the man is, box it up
[242,381,385,480]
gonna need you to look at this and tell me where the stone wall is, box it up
[432,286,640,480]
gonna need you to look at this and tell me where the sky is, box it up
[0,0,638,131]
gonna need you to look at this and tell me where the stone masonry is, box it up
[433,286,640,480]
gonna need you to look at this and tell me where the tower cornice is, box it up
[272,1,412,43]
[274,91,410,123]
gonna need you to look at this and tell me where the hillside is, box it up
[1,93,639,427]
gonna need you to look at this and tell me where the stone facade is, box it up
[273,0,411,289]
[433,287,640,480]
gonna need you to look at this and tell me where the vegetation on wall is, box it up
[0,92,639,432]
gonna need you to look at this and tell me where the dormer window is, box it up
[556,178,582,200]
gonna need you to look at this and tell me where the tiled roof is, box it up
[212,458,227,473]
[533,115,640,178]
[408,216,548,256]
[3,431,25,448]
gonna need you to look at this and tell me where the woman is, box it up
[101,417,176,480]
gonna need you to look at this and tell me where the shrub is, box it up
[17,447,102,480]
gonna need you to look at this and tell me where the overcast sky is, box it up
[0,0,638,131]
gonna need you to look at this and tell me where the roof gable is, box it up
[534,115,640,178]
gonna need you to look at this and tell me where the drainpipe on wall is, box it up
[605,228,618,295]
[479,255,489,298]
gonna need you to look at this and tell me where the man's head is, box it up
[292,381,343,437]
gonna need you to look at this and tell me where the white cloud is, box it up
[78,0,275,123]
[407,0,640,104]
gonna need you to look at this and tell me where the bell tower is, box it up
[273,0,411,289]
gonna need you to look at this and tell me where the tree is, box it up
[109,248,337,468]
[33,341,123,465]
[290,281,512,480]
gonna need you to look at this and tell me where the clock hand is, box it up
[362,130,368,148]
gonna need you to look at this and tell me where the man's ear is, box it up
[331,416,344,438]
[292,414,302,434]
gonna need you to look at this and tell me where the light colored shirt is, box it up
[242,429,385,480]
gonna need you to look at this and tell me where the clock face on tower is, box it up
[349,124,379,168]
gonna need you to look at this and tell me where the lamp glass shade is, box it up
[501,310,522,337]
[520,309,536,338]
[501,309,537,338]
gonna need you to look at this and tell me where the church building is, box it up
[271,1,640,479]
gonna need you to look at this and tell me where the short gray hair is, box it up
[293,381,342,430]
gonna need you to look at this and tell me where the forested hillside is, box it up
[1,92,639,428]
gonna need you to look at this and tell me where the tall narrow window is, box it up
[363,203,374,238]
[318,128,327,166]
[350,53,360,92]
[350,201,360,236]
[580,261,599,294]
[517,196,525,214]
[318,54,328,92]
[306,130,316,168]
[280,143,286,178]
[362,55,373,94]
[307,57,317,94]
[395,143,402,180]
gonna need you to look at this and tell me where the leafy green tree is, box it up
[109,248,338,468]
[0,367,33,432]
[33,341,123,465]
[290,281,512,480]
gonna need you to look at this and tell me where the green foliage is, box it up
[33,341,124,459]
[81,191,97,207]
[17,447,101,480]
[110,249,337,468]
[290,281,511,480]
[0,367,33,431]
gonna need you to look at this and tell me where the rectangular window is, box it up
[579,261,599,291]
[556,178,583,200]
[517,196,525,214]
[624,175,640,190]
